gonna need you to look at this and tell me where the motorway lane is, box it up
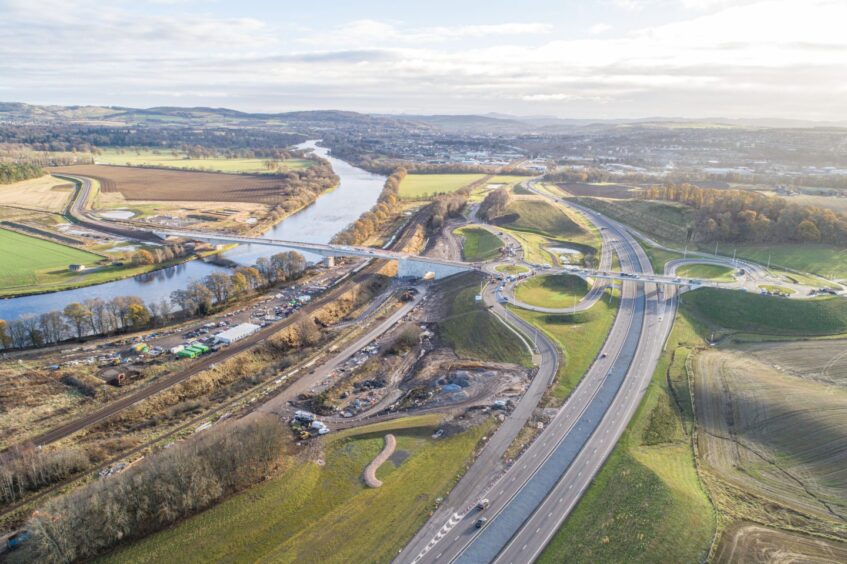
[400,190,676,564]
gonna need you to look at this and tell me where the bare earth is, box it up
[363,433,397,488]
[0,174,75,212]
[714,522,847,564]
[51,164,301,205]
[694,349,847,523]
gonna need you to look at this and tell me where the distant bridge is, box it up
[154,230,476,280]
[156,230,723,286]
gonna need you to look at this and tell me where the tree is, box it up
[127,303,151,327]
[796,219,822,242]
[0,319,10,349]
[203,273,233,304]
[131,249,156,266]
[64,303,92,340]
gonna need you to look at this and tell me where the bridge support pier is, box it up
[397,259,469,280]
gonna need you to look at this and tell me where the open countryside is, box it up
[2,2,847,563]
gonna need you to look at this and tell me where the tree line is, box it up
[332,168,406,245]
[0,162,44,184]
[641,183,847,244]
[10,415,285,563]
[478,187,512,221]
[0,251,307,350]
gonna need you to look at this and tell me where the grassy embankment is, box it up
[453,226,503,261]
[101,415,493,563]
[642,246,684,273]
[514,274,589,309]
[493,198,600,266]
[398,174,485,199]
[572,197,693,246]
[675,263,735,281]
[95,148,313,174]
[439,275,532,367]
[511,292,618,404]
[540,310,715,563]
[683,287,847,336]
[731,243,847,279]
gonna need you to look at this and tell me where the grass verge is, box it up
[100,415,492,563]
[539,310,714,563]
[676,263,735,282]
[510,291,617,404]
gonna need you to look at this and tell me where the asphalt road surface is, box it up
[398,189,677,564]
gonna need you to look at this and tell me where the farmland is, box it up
[453,226,502,261]
[51,164,336,207]
[740,339,847,388]
[398,173,484,199]
[0,228,103,291]
[101,416,492,564]
[694,348,847,529]
[514,274,589,309]
[95,148,313,174]
[0,174,75,213]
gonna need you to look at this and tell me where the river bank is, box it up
[0,142,387,321]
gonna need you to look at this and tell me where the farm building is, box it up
[215,322,261,345]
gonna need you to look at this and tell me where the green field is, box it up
[439,275,532,366]
[540,312,714,563]
[682,287,847,335]
[398,174,485,199]
[730,243,847,279]
[484,175,530,190]
[102,416,491,564]
[0,228,103,290]
[675,263,735,281]
[511,292,617,403]
[496,264,529,275]
[514,274,589,309]
[95,148,312,174]
[454,226,502,261]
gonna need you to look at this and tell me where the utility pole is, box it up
[683,244,688,259]
[714,241,719,256]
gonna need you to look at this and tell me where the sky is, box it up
[1,0,845,120]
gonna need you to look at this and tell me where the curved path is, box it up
[363,434,396,488]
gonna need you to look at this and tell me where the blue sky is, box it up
[1,0,845,120]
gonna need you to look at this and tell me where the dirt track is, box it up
[363,434,396,488]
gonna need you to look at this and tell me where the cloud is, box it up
[0,0,844,119]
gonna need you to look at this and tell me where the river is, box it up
[0,142,386,320]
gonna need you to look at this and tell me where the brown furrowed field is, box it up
[714,522,847,564]
[694,349,847,528]
[51,165,302,205]
[739,339,847,389]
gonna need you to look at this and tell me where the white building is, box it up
[215,323,261,345]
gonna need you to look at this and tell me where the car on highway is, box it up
[474,517,488,529]
[476,499,490,511]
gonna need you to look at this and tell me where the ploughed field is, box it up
[694,348,847,525]
[50,165,306,206]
